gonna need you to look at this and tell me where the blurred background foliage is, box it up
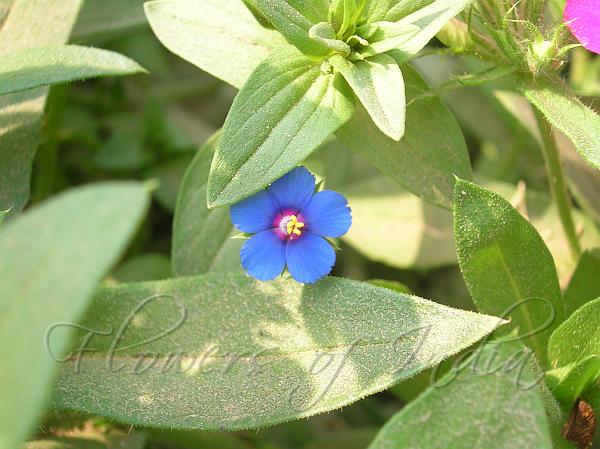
[15,0,600,447]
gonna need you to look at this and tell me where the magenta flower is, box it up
[230,167,352,284]
[564,0,600,54]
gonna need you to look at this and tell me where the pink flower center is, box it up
[274,210,306,240]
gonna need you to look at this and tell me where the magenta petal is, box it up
[565,0,600,54]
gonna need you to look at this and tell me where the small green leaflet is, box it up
[172,131,242,276]
[368,342,554,449]
[51,272,503,430]
[331,53,406,140]
[453,179,564,367]
[253,0,330,56]
[144,0,286,89]
[0,183,150,449]
[523,79,600,171]
[0,45,145,96]
[363,0,474,59]
[207,47,354,208]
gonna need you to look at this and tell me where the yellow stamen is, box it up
[286,215,305,237]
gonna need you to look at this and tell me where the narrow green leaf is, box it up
[253,0,330,56]
[331,53,405,140]
[207,47,354,208]
[522,79,600,171]
[0,0,83,215]
[363,0,391,23]
[243,0,276,29]
[364,0,474,59]
[454,179,564,366]
[564,250,600,316]
[368,342,554,449]
[173,131,242,276]
[51,272,502,430]
[329,0,363,35]
[0,45,145,96]
[546,356,600,409]
[548,297,600,368]
[385,0,433,21]
[144,0,286,89]
[336,64,471,210]
[0,182,150,449]
[309,22,351,55]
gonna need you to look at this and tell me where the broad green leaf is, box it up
[336,64,471,210]
[363,0,474,59]
[0,45,145,96]
[368,342,554,449]
[0,183,150,449]
[173,131,242,276]
[309,22,351,55]
[144,0,286,89]
[253,0,330,56]
[548,297,600,367]
[0,0,83,215]
[564,250,600,316]
[207,47,354,208]
[454,179,564,366]
[546,356,600,409]
[330,53,405,140]
[72,0,147,40]
[522,79,600,171]
[341,176,456,269]
[51,272,502,430]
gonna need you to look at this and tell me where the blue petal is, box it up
[302,190,352,238]
[230,190,279,233]
[285,234,335,284]
[240,230,286,281]
[268,166,315,212]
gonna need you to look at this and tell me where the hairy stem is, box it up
[533,108,582,261]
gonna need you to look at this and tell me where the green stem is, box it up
[533,108,582,261]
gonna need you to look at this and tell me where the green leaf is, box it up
[522,79,600,171]
[363,0,391,23]
[0,183,150,449]
[341,176,456,269]
[309,22,351,56]
[72,0,148,40]
[546,356,600,409]
[111,253,172,283]
[0,45,145,96]
[453,179,564,366]
[328,0,363,35]
[144,0,286,89]
[0,0,83,215]
[173,131,242,276]
[368,342,554,449]
[331,53,405,140]
[336,64,471,210]
[207,47,354,208]
[385,0,433,21]
[253,0,330,56]
[363,0,474,59]
[548,297,600,368]
[564,250,600,316]
[51,272,502,430]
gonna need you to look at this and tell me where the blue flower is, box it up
[230,166,352,284]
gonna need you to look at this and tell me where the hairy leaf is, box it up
[331,53,405,140]
[454,179,564,366]
[0,0,83,215]
[0,45,145,96]
[51,273,502,430]
[253,0,330,56]
[523,79,600,171]
[207,47,354,208]
[548,297,600,368]
[144,0,286,88]
[0,183,150,449]
[368,342,553,449]
[546,356,600,409]
[173,131,242,276]
[336,64,471,210]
